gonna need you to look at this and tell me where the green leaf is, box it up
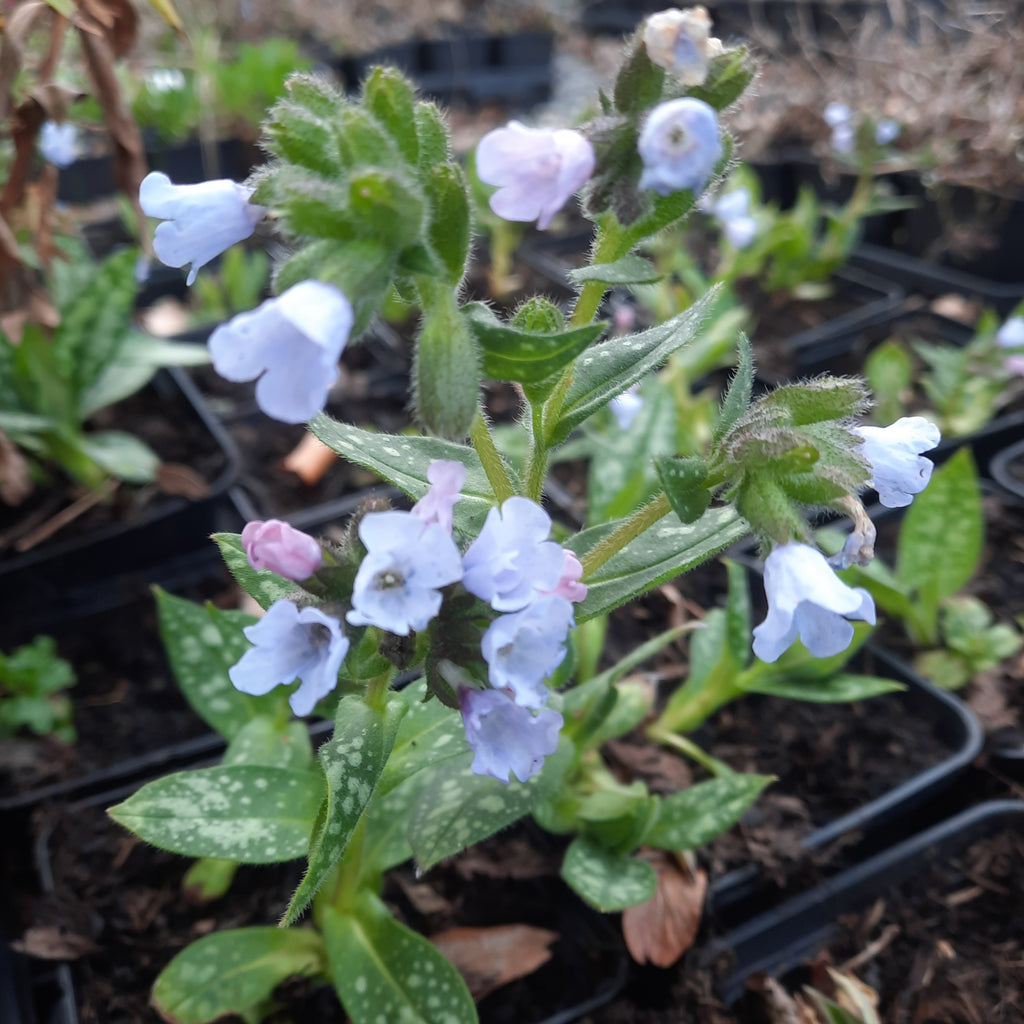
[407,739,573,871]
[567,506,749,622]
[462,301,607,388]
[108,765,322,862]
[155,589,286,739]
[152,927,325,1024]
[723,558,753,667]
[898,447,982,637]
[213,534,303,611]
[362,67,419,166]
[713,334,754,445]
[283,695,406,925]
[181,857,239,903]
[656,455,711,524]
[321,892,476,1024]
[740,672,903,703]
[685,46,753,111]
[560,837,657,911]
[222,718,314,771]
[551,288,719,444]
[645,773,772,850]
[308,417,507,533]
[80,431,160,483]
[377,681,468,797]
[613,36,665,115]
[568,254,661,286]
[424,163,471,286]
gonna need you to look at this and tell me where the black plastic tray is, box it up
[851,242,1024,318]
[0,368,243,638]
[708,799,1024,1004]
[707,644,983,916]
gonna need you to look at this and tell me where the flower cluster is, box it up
[706,186,757,249]
[224,466,583,784]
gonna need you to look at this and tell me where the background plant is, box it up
[0,634,76,743]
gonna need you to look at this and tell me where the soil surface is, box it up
[0,376,230,562]
[0,573,236,800]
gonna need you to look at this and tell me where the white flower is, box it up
[643,7,715,86]
[475,122,595,230]
[753,543,875,663]
[140,171,266,285]
[853,416,941,508]
[208,280,353,424]
[39,121,77,168]
[874,118,900,145]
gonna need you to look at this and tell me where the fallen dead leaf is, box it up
[621,850,707,968]
[452,837,556,880]
[12,925,100,960]
[0,428,32,505]
[157,462,210,499]
[430,924,558,1001]
[393,876,451,916]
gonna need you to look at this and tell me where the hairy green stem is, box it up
[653,670,744,735]
[523,400,548,502]
[581,492,671,579]
[469,410,515,503]
[646,728,733,778]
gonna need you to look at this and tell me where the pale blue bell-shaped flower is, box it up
[996,316,1024,349]
[461,497,565,612]
[853,416,941,508]
[753,543,875,663]
[229,599,349,716]
[643,7,714,86]
[476,122,595,230]
[207,280,353,424]
[481,596,575,708]
[140,171,266,285]
[347,510,463,636]
[638,98,722,196]
[460,687,563,784]
[874,118,900,145]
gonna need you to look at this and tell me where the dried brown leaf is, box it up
[0,428,33,505]
[0,2,50,123]
[621,850,708,968]
[12,925,100,960]
[430,924,558,1001]
[157,463,210,500]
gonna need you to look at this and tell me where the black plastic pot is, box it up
[0,368,243,638]
[851,242,1024,318]
[707,799,1024,1004]
[794,306,1024,476]
[992,436,1024,504]
[56,138,257,204]
[707,644,983,918]
[337,31,554,108]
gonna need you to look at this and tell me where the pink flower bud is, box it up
[241,519,323,581]
[542,550,588,604]
[411,459,467,534]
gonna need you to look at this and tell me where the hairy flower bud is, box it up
[643,7,715,86]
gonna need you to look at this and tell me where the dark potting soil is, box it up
[0,380,228,561]
[739,828,1024,1023]
[30,800,318,1024]
[605,667,952,890]
[0,573,235,799]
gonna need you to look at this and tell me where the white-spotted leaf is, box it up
[567,507,749,621]
[308,415,508,532]
[108,765,322,863]
[560,837,658,911]
[407,738,573,871]
[282,695,407,924]
[152,926,325,1024]
[155,589,286,739]
[322,894,476,1024]
[645,773,772,851]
